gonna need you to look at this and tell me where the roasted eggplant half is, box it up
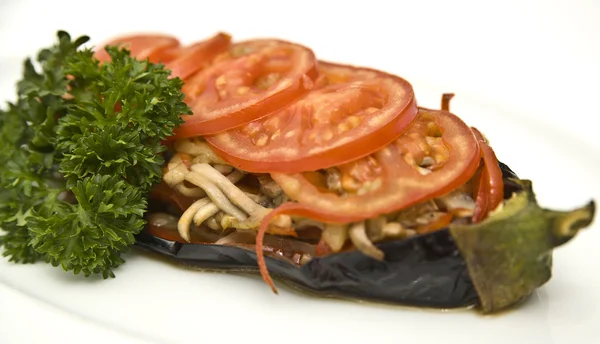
[135,162,595,314]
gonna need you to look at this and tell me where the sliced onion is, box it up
[436,190,476,217]
[148,212,179,231]
[215,231,256,245]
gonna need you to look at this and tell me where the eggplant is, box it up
[134,163,595,313]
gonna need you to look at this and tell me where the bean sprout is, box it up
[192,203,220,227]
[185,171,247,220]
[348,222,384,260]
[178,198,212,241]
[175,138,228,165]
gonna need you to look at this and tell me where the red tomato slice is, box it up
[94,34,180,63]
[205,62,418,173]
[163,32,232,80]
[172,40,319,137]
[269,109,481,221]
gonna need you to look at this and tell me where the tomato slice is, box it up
[171,40,319,137]
[163,32,232,80]
[471,127,504,222]
[269,109,481,221]
[205,62,417,173]
[94,34,180,63]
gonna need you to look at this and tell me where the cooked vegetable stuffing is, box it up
[0,31,190,277]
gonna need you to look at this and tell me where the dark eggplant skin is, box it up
[134,163,521,309]
[135,228,478,309]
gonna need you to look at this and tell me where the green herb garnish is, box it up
[0,30,191,278]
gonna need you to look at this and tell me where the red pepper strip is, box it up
[441,93,455,111]
[416,212,454,234]
[257,205,285,293]
[472,168,489,222]
[471,127,504,222]
[257,202,358,293]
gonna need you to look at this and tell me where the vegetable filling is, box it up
[150,136,482,264]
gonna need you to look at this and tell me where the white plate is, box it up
[1,1,599,344]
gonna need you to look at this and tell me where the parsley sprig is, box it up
[0,31,191,277]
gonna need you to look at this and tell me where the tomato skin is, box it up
[270,110,481,222]
[171,40,319,137]
[94,34,180,63]
[205,62,418,173]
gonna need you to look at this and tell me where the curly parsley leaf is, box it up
[0,30,190,277]
[0,31,85,263]
[28,175,146,278]
[58,126,165,190]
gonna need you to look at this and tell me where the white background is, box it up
[0,0,599,343]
